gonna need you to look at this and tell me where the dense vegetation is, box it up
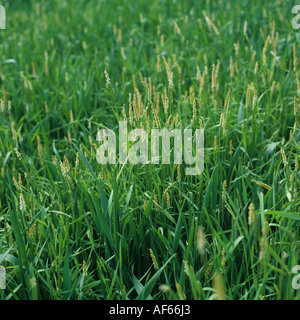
[0,0,299,300]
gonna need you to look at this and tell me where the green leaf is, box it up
[136,254,175,300]
[264,211,300,221]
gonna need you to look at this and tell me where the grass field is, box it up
[0,0,299,300]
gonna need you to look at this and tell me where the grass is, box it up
[0,0,299,300]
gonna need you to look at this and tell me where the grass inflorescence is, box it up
[0,0,299,300]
